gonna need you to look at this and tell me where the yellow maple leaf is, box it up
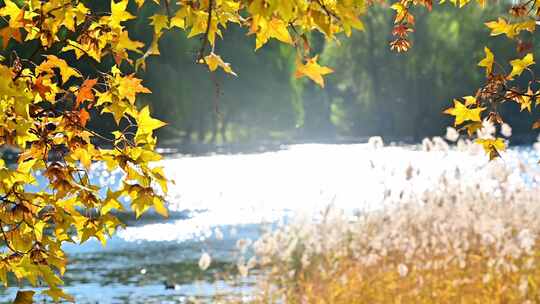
[102,99,129,124]
[267,18,293,45]
[520,96,532,112]
[514,87,533,112]
[153,196,169,217]
[37,55,82,83]
[462,121,483,136]
[0,0,22,19]
[485,18,515,37]
[295,56,334,88]
[515,20,536,34]
[43,287,75,302]
[508,53,534,79]
[34,221,47,242]
[109,0,135,29]
[341,11,365,36]
[170,11,185,29]
[102,190,123,215]
[112,29,144,64]
[477,47,494,76]
[476,138,505,160]
[61,40,102,62]
[114,30,144,54]
[463,95,477,106]
[485,18,535,39]
[443,99,485,126]
[150,14,170,34]
[71,148,92,169]
[203,53,237,76]
[391,2,407,23]
[136,106,167,136]
[254,18,293,50]
[116,73,151,104]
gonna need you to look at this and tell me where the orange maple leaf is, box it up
[0,26,21,48]
[34,77,52,100]
[76,78,97,107]
[79,108,90,127]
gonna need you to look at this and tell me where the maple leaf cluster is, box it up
[383,0,540,160]
[0,0,171,301]
[444,45,538,159]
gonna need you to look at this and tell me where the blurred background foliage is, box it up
[118,3,540,146]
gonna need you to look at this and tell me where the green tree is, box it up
[323,5,506,140]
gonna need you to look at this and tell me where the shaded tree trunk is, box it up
[197,110,206,143]
[366,16,393,136]
[301,87,335,140]
[183,124,193,144]
[220,113,230,143]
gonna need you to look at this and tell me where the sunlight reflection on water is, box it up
[2,143,538,303]
[117,143,505,243]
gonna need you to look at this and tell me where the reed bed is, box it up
[223,129,540,303]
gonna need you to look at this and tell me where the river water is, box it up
[0,142,538,303]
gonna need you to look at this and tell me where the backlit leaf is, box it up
[476,138,506,160]
[478,47,494,76]
[508,53,534,79]
[443,99,485,126]
[203,53,237,76]
[295,56,334,88]
[136,106,167,136]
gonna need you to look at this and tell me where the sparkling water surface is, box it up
[0,143,538,303]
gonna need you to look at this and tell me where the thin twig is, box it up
[314,0,341,21]
[163,0,172,20]
[197,0,214,62]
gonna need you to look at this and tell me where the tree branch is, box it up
[313,0,340,21]
[197,0,214,62]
